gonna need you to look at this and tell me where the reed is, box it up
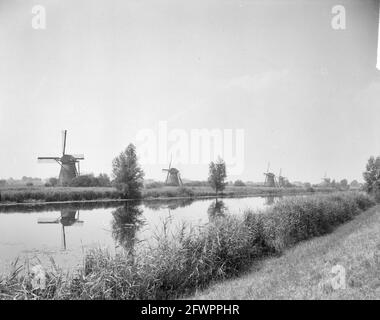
[0,192,375,300]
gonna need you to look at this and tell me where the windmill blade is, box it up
[169,155,172,169]
[62,130,67,155]
[162,169,169,172]
[61,225,66,250]
[377,1,380,71]
[72,154,85,160]
[37,217,60,224]
[266,162,270,173]
[70,221,84,226]
[38,157,61,163]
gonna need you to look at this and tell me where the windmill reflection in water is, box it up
[37,209,83,250]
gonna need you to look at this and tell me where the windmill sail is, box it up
[38,130,84,185]
[377,2,380,70]
[62,130,67,155]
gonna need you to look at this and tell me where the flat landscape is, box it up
[0,185,329,204]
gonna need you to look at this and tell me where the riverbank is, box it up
[191,204,380,299]
[0,185,332,205]
[0,192,374,300]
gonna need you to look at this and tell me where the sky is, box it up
[0,0,379,184]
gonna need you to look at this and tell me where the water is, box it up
[0,195,283,272]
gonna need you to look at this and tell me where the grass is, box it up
[0,186,121,203]
[0,185,327,205]
[0,192,375,300]
[192,205,380,299]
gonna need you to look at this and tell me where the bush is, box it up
[145,181,165,189]
[69,174,111,187]
[48,177,59,187]
[234,180,246,187]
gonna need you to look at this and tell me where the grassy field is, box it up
[0,185,327,204]
[0,186,121,203]
[191,204,380,299]
[0,192,374,300]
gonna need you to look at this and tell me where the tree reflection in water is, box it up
[111,201,145,254]
[143,198,194,211]
[207,199,228,221]
[264,195,282,206]
[265,195,275,206]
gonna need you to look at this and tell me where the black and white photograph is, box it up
[0,0,380,306]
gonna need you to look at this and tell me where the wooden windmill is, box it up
[263,162,278,188]
[321,172,331,187]
[38,130,84,186]
[162,156,183,186]
[278,168,289,188]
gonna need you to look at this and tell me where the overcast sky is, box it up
[0,0,379,183]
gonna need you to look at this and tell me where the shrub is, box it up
[234,180,246,187]
[145,181,166,189]
[69,174,111,187]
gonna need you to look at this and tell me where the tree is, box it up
[97,173,111,187]
[208,157,227,196]
[339,179,348,190]
[48,177,58,187]
[350,180,360,189]
[363,156,380,195]
[112,144,145,199]
[69,173,111,187]
[234,179,246,187]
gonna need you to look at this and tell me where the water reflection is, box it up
[144,198,194,211]
[37,209,83,250]
[207,199,228,220]
[111,201,145,254]
[0,195,293,271]
[264,195,282,206]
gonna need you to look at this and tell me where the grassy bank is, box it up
[0,186,121,204]
[0,185,328,205]
[0,192,374,300]
[192,205,380,299]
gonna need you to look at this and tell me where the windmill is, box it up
[277,168,289,188]
[38,130,84,186]
[321,172,331,186]
[162,156,183,186]
[263,162,278,188]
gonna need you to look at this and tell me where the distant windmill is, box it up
[321,172,331,186]
[38,130,84,186]
[162,156,183,186]
[277,168,289,188]
[264,162,278,188]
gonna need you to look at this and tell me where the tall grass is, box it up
[0,185,321,204]
[0,192,375,300]
[0,187,122,203]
